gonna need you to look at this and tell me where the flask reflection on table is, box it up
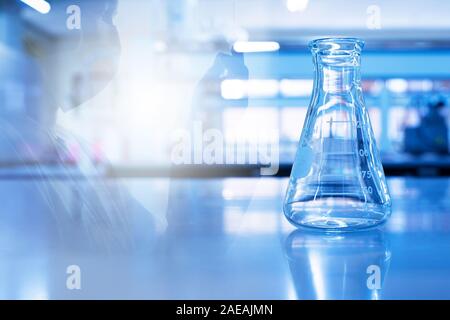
[285,228,391,300]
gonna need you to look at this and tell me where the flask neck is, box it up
[314,58,361,94]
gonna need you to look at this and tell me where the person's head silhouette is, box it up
[1,0,120,118]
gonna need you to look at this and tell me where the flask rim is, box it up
[309,37,365,54]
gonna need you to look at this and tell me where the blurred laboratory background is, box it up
[3,0,450,300]
[1,0,450,177]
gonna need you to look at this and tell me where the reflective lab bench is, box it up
[0,175,449,299]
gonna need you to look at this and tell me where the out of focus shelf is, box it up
[0,153,449,179]
[381,153,450,176]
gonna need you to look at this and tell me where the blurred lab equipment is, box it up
[284,38,391,231]
[404,97,449,155]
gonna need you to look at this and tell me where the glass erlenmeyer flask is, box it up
[284,38,391,231]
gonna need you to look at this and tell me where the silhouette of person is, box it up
[0,0,157,254]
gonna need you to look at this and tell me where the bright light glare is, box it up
[221,79,246,100]
[286,0,309,12]
[20,0,51,14]
[279,79,313,97]
[221,79,279,100]
[233,41,280,53]
[247,79,279,97]
[386,79,408,93]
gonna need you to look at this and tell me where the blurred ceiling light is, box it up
[233,41,280,53]
[286,0,309,12]
[20,0,51,14]
[386,79,408,93]
[280,79,313,97]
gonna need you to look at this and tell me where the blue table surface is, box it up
[0,176,449,300]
